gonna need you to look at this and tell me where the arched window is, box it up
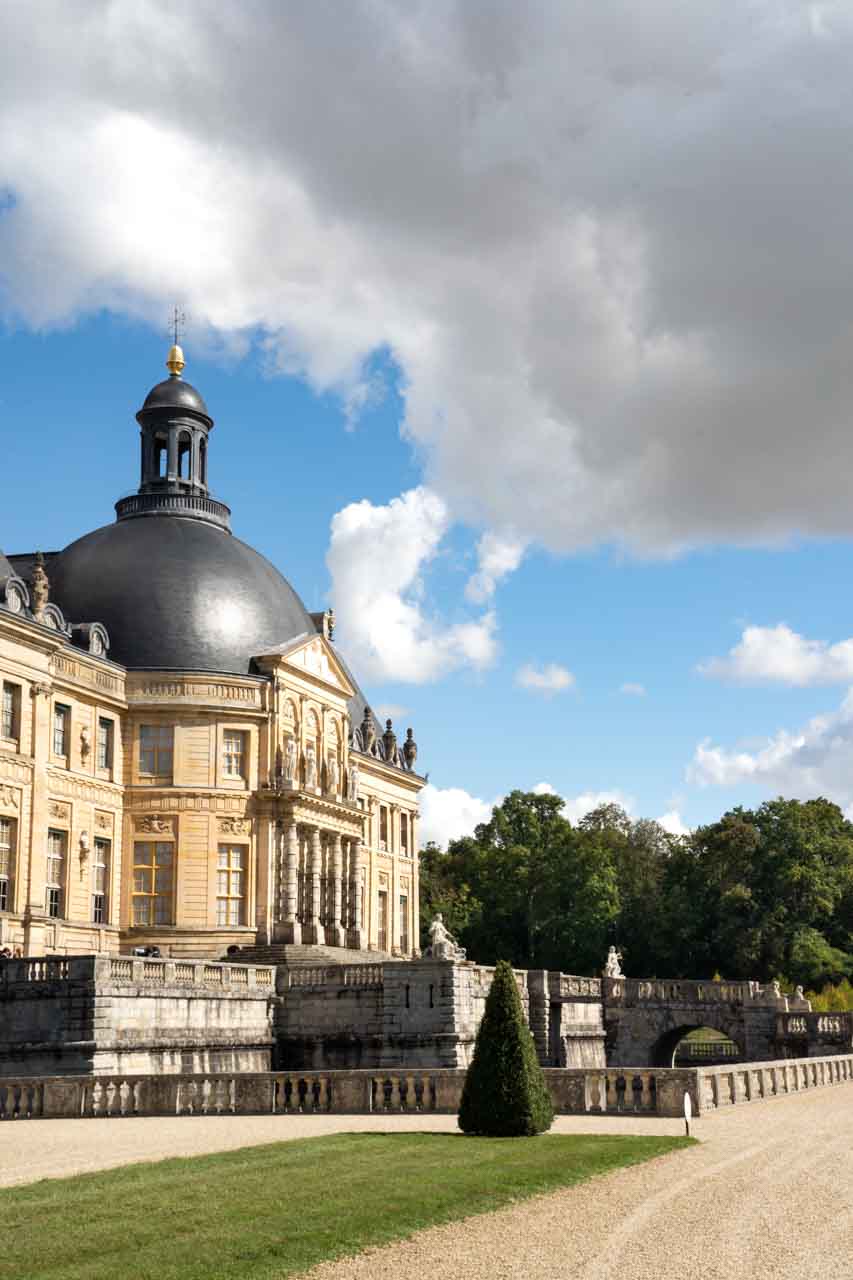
[155,435,168,478]
[177,431,192,481]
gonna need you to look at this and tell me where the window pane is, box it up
[156,843,173,863]
[134,843,154,865]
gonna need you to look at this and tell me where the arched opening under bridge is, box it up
[652,1024,743,1068]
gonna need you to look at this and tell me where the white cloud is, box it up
[327,486,497,683]
[418,783,494,847]
[700,624,853,686]
[688,688,853,812]
[465,531,526,603]
[657,810,689,836]
[423,778,686,845]
[620,682,646,696]
[516,662,575,694]
[9,6,853,554]
[374,703,410,722]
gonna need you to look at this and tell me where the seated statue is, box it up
[426,913,466,961]
[603,945,623,978]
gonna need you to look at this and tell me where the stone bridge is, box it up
[600,976,853,1067]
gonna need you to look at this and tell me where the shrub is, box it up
[458,959,554,1137]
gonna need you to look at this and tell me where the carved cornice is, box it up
[0,758,33,785]
[50,652,125,703]
[126,792,252,813]
[47,771,122,807]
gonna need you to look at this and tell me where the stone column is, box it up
[302,826,324,945]
[275,821,301,943]
[348,837,365,950]
[24,682,53,953]
[167,427,178,481]
[326,833,345,947]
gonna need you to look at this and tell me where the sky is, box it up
[5,2,853,845]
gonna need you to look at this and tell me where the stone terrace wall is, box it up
[0,955,275,1076]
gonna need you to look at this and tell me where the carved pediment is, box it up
[258,634,355,698]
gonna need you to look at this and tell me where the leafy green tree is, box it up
[424,791,619,971]
[458,959,553,1137]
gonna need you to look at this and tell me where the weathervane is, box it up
[166,305,187,377]
[170,304,185,347]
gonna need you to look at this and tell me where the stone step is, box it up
[224,943,395,968]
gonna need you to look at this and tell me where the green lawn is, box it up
[0,1131,694,1280]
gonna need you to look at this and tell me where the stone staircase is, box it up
[224,942,394,968]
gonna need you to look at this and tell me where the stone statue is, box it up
[603,946,623,978]
[790,984,812,1011]
[305,741,318,789]
[426,913,466,961]
[30,552,49,620]
[403,727,418,771]
[348,758,360,803]
[383,718,397,763]
[283,736,297,782]
[327,752,340,795]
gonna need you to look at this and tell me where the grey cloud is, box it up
[3,2,853,551]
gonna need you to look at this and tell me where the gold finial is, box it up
[166,343,185,376]
[166,304,186,376]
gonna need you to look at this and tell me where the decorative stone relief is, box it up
[49,801,70,823]
[94,811,112,831]
[135,815,172,834]
[219,816,250,835]
[79,830,90,864]
[80,725,92,760]
[0,785,19,810]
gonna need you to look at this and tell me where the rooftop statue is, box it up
[603,946,623,978]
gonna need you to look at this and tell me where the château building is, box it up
[0,344,424,959]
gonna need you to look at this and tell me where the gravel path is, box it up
[303,1086,853,1280]
[0,1111,684,1189]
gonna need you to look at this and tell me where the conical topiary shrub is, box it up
[458,959,554,1136]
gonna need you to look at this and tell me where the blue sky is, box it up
[5,313,853,840]
[6,3,853,843]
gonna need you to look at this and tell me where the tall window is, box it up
[53,704,69,757]
[378,889,388,951]
[139,724,173,776]
[1,683,20,741]
[216,844,245,926]
[132,842,174,925]
[0,817,14,912]
[46,828,66,918]
[400,812,409,855]
[92,838,110,924]
[399,894,409,952]
[97,718,114,771]
[222,730,246,779]
[379,805,389,851]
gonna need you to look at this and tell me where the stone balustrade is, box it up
[287,964,384,989]
[0,954,273,991]
[697,1052,853,1110]
[606,977,754,1004]
[3,1052,850,1122]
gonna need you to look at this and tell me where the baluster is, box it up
[639,1073,652,1112]
[105,1080,116,1117]
[317,1078,329,1112]
[389,1077,402,1110]
[119,1081,130,1116]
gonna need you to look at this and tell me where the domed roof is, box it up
[50,516,313,674]
[140,375,210,421]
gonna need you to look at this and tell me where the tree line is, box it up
[419,790,853,991]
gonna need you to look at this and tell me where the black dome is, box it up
[51,516,313,674]
[140,376,210,420]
